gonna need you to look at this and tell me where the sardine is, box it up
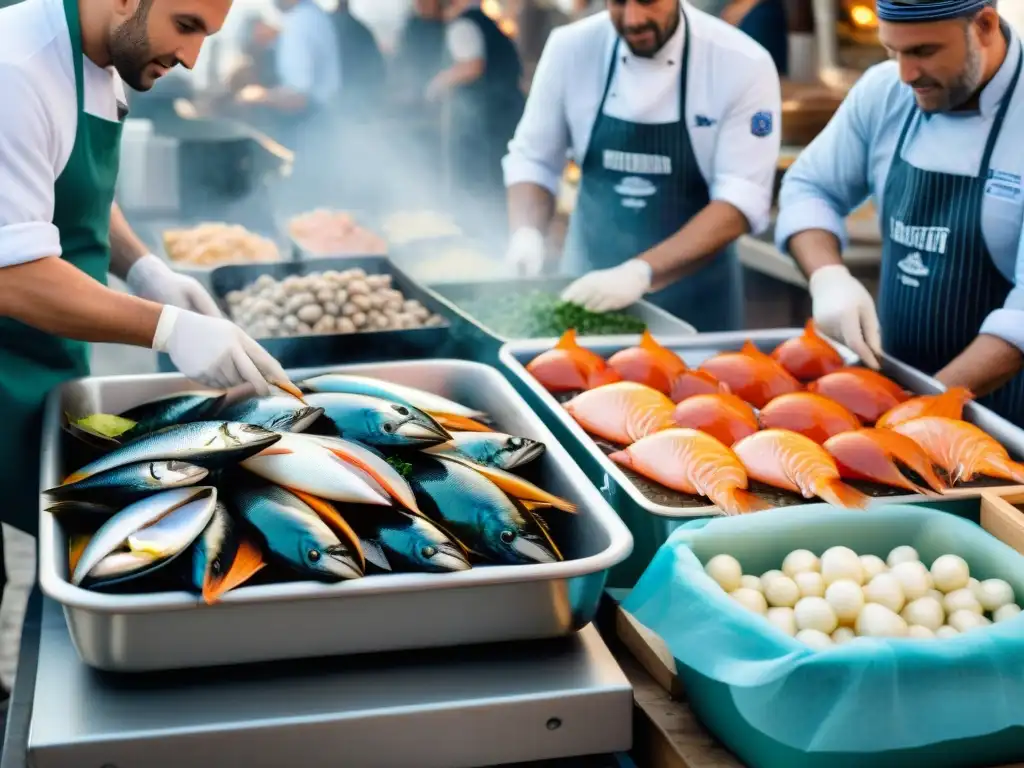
[217,396,324,433]
[342,505,470,574]
[241,433,391,505]
[407,456,559,565]
[304,393,451,448]
[128,492,219,559]
[120,391,227,436]
[190,502,266,604]
[234,485,363,581]
[63,422,280,485]
[46,461,209,503]
[299,374,485,419]
[424,431,545,470]
[72,487,216,586]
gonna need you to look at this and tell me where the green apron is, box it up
[0,0,123,535]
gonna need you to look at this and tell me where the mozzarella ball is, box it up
[860,554,888,581]
[821,546,865,586]
[887,546,920,568]
[948,609,990,633]
[889,561,932,602]
[765,576,801,608]
[831,626,857,645]
[864,573,906,614]
[907,625,936,639]
[927,589,945,603]
[796,629,834,650]
[731,588,768,615]
[967,577,981,596]
[760,569,786,590]
[993,604,1022,623]
[943,588,983,616]
[856,603,909,638]
[825,579,865,624]
[931,554,970,593]
[794,571,826,598]
[766,607,797,637]
[782,549,821,577]
[975,579,1015,612]
[706,555,743,592]
[935,625,960,638]
[740,575,764,592]
[901,597,945,631]
[794,597,839,634]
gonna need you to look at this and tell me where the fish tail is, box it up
[977,456,1024,485]
[432,413,494,433]
[204,537,266,605]
[554,329,579,350]
[61,471,89,486]
[817,479,870,509]
[712,487,771,515]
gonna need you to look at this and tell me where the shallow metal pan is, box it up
[38,360,633,672]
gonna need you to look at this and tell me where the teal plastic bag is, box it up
[623,504,1024,754]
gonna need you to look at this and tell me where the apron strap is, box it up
[980,41,1024,172]
[62,0,85,110]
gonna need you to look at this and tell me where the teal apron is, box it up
[563,13,744,331]
[0,0,123,535]
[878,46,1024,425]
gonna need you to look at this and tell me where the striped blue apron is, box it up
[878,48,1024,425]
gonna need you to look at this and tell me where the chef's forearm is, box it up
[935,335,1024,397]
[0,256,161,346]
[788,229,846,278]
[108,202,150,281]
[640,201,748,290]
[432,60,485,92]
[508,182,555,234]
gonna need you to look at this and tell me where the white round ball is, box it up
[931,554,970,593]
[948,609,990,633]
[731,587,768,615]
[831,626,857,645]
[855,603,909,638]
[706,555,743,592]
[765,576,801,608]
[900,597,945,632]
[887,545,920,568]
[890,561,932,602]
[864,573,907,614]
[825,579,865,624]
[796,629,834,650]
[907,625,936,639]
[860,554,888,581]
[760,569,786,590]
[821,546,865,586]
[975,579,1015,612]
[968,577,981,596]
[794,571,826,598]
[927,589,945,603]
[782,549,821,578]
[766,607,797,637]
[935,625,960,638]
[740,574,764,593]
[794,597,839,634]
[943,588,983,616]
[993,604,1022,623]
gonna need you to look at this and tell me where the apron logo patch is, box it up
[897,252,930,280]
[614,176,657,210]
[888,219,950,255]
[985,170,1022,202]
[751,111,773,137]
[602,150,672,175]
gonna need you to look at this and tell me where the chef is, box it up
[0,0,290,541]
[502,0,781,330]
[777,0,1024,422]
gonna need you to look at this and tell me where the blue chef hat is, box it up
[876,0,991,21]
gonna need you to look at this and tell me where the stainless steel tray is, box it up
[423,277,697,364]
[38,360,633,672]
[499,329,1024,585]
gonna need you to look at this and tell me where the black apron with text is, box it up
[878,48,1024,425]
[563,17,743,331]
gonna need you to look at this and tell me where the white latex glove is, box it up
[127,254,223,317]
[560,259,653,313]
[153,306,288,396]
[505,227,546,277]
[808,264,883,369]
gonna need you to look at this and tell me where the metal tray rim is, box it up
[38,359,634,614]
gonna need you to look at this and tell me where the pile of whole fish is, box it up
[527,324,1024,514]
[52,374,572,604]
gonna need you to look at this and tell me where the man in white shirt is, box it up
[503,0,780,329]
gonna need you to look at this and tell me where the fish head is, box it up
[221,422,282,450]
[498,436,546,468]
[157,461,210,487]
[484,510,558,565]
[263,406,325,433]
[404,522,471,572]
[370,402,451,447]
[296,533,363,580]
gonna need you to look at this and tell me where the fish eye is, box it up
[391,405,410,415]
[211,558,223,575]
[421,545,437,559]
[508,438,524,448]
[382,422,395,433]
[307,549,321,562]
[500,530,516,545]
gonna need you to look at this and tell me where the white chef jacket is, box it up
[276,0,341,107]
[502,3,781,235]
[0,0,126,269]
[447,0,488,63]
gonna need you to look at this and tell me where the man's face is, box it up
[415,0,442,19]
[608,0,680,57]
[109,0,231,91]
[878,10,999,113]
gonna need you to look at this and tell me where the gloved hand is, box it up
[560,259,653,313]
[152,306,288,396]
[809,264,882,369]
[127,254,222,317]
[506,227,546,277]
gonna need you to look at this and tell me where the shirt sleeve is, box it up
[275,15,316,94]
[708,48,781,235]
[0,64,61,268]
[446,18,485,63]
[979,233,1024,353]
[501,29,570,194]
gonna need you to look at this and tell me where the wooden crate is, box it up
[981,489,1024,554]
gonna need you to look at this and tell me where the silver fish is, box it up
[424,432,546,470]
[217,396,324,433]
[304,393,450,448]
[45,461,209,503]
[120,391,227,435]
[86,550,165,587]
[128,492,219,559]
[299,374,485,419]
